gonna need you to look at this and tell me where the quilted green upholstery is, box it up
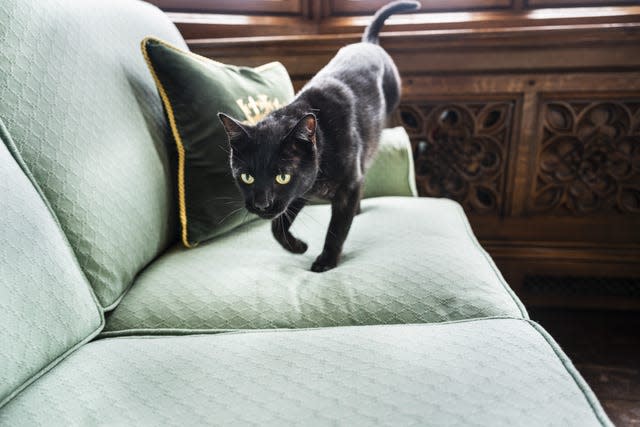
[0,0,185,309]
[363,127,418,198]
[0,319,610,426]
[0,123,103,407]
[104,197,526,335]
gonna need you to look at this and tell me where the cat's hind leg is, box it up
[272,197,308,254]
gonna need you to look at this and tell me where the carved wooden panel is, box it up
[530,99,640,215]
[396,101,515,215]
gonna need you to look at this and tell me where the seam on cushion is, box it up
[0,118,106,409]
[0,322,103,409]
[99,328,236,338]
[525,320,613,426]
[97,315,521,339]
[101,282,135,312]
[453,200,529,319]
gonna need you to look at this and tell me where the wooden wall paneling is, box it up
[470,214,640,243]
[496,257,640,310]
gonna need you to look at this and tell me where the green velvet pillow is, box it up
[142,37,295,247]
[363,127,418,198]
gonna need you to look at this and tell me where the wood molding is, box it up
[526,0,640,8]
[325,0,512,15]
[149,0,304,15]
[187,24,640,88]
[319,6,640,33]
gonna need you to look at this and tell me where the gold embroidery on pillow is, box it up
[236,95,283,125]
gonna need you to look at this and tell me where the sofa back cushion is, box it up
[0,0,186,308]
[0,122,103,407]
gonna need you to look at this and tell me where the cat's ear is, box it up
[287,114,317,144]
[218,113,249,145]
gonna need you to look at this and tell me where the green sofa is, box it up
[0,0,611,425]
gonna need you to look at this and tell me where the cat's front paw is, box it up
[273,227,308,254]
[286,239,308,254]
[311,252,338,273]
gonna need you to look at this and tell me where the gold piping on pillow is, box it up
[140,37,193,248]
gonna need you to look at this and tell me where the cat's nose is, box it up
[254,200,271,211]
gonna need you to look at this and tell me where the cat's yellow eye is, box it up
[240,173,254,185]
[275,173,291,185]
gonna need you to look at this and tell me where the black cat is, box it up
[219,0,420,272]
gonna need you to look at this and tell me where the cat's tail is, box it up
[362,1,420,44]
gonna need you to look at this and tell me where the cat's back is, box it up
[297,42,390,109]
[320,42,389,77]
[301,42,395,110]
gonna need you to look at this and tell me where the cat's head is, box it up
[218,112,319,219]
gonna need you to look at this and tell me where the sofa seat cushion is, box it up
[0,319,610,426]
[104,197,526,335]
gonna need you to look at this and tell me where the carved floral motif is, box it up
[397,102,514,214]
[532,101,640,214]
